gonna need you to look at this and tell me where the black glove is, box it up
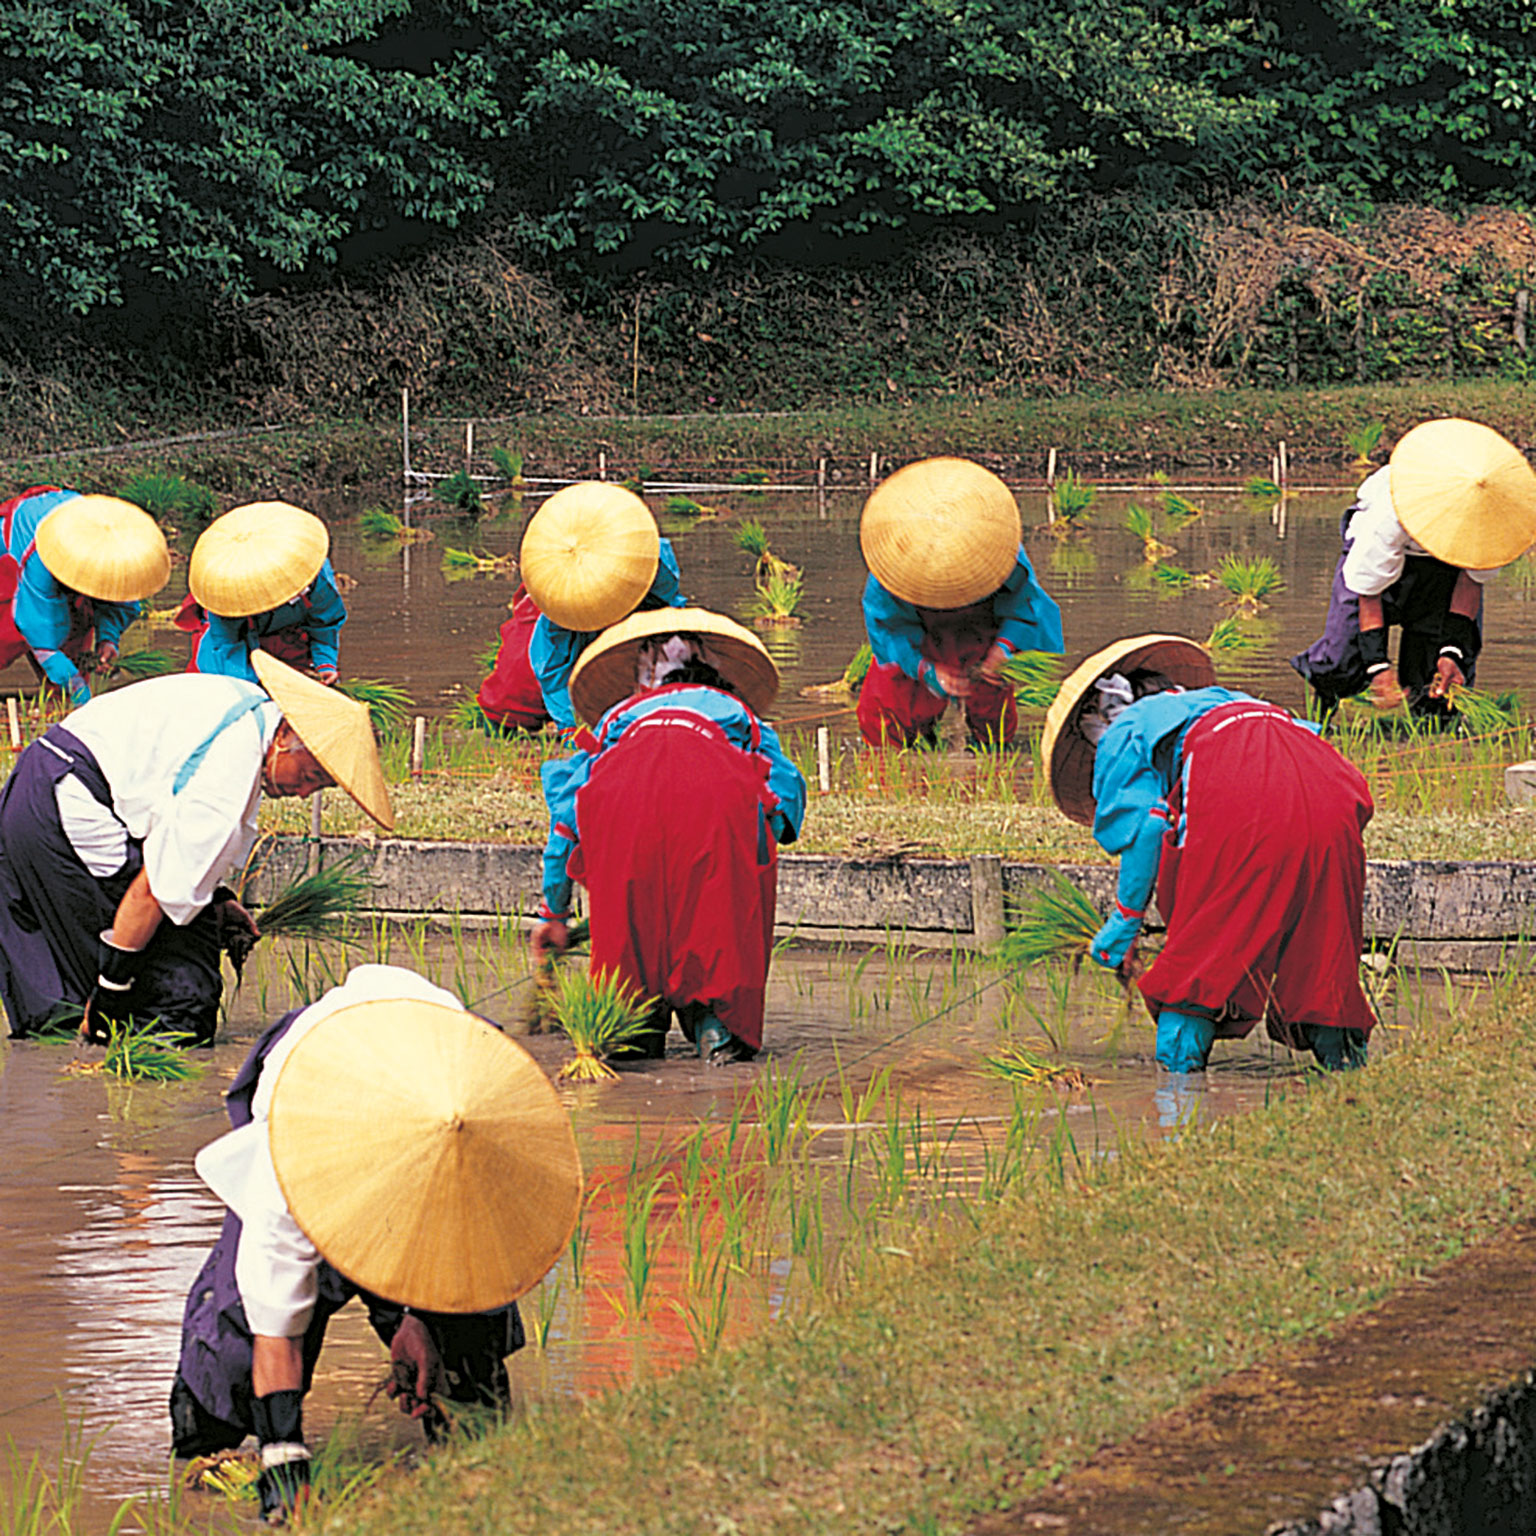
[251,1389,311,1525]
[1357,624,1389,673]
[83,933,144,1039]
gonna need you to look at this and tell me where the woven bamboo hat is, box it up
[189,502,330,617]
[520,483,660,632]
[859,457,1021,610]
[1042,634,1216,826]
[1389,419,1536,569]
[251,650,394,830]
[268,998,583,1313]
[569,606,779,726]
[34,495,171,603]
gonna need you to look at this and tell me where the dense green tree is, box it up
[0,0,497,317]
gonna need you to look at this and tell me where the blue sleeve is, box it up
[302,560,347,673]
[94,600,140,649]
[863,575,931,684]
[529,616,586,730]
[193,616,259,682]
[648,539,687,609]
[1091,719,1170,858]
[13,560,88,699]
[992,547,1064,656]
[757,720,807,844]
[540,752,594,919]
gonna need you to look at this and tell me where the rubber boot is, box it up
[1305,1024,1368,1071]
[696,1014,740,1065]
[1155,1009,1216,1074]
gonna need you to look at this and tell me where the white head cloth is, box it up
[636,634,704,690]
[1079,672,1135,745]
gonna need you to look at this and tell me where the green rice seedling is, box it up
[732,467,771,485]
[736,519,770,560]
[748,566,803,625]
[674,1248,733,1356]
[119,470,218,527]
[442,546,517,577]
[1218,553,1284,611]
[1050,470,1095,528]
[103,1019,201,1082]
[452,697,495,733]
[999,650,1062,710]
[996,873,1101,969]
[1244,474,1281,500]
[1447,684,1523,734]
[244,853,371,944]
[489,446,525,483]
[1205,615,1262,657]
[360,506,433,544]
[1345,420,1387,465]
[1152,563,1207,593]
[982,1043,1087,1089]
[664,494,706,518]
[620,1160,667,1319]
[547,966,656,1081]
[337,677,414,735]
[434,469,486,515]
[1158,488,1203,525]
[843,642,873,691]
[750,1053,811,1164]
[1124,502,1176,562]
[110,647,181,679]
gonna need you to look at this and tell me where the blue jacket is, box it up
[191,558,348,682]
[7,488,140,701]
[530,539,686,729]
[539,684,806,919]
[863,546,1063,681]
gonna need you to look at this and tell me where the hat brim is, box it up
[251,650,395,830]
[270,1000,583,1313]
[33,496,171,603]
[568,607,780,726]
[190,503,330,617]
[1389,418,1536,569]
[1042,635,1216,825]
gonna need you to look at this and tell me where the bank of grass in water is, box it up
[332,977,1536,1536]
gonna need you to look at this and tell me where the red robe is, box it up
[477,586,550,732]
[567,708,780,1049]
[1139,700,1377,1041]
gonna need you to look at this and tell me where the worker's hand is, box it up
[313,666,339,686]
[929,662,972,699]
[1118,944,1147,986]
[94,642,118,674]
[386,1313,448,1422]
[1368,667,1405,710]
[213,895,261,943]
[1089,909,1142,969]
[530,919,570,965]
[974,643,1010,685]
[1427,654,1465,700]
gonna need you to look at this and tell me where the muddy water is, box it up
[0,935,1418,1528]
[8,480,1536,727]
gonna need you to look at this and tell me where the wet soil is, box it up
[970,1221,1536,1536]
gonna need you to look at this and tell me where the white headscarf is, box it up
[637,634,704,689]
[1079,672,1135,745]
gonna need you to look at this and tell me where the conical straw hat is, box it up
[1042,634,1216,826]
[569,606,780,726]
[859,457,1021,610]
[34,495,171,603]
[189,502,330,617]
[1389,418,1536,569]
[520,483,660,632]
[251,650,394,830]
[269,999,583,1313]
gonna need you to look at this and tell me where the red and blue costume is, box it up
[176,559,347,682]
[857,547,1062,747]
[1089,687,1376,1071]
[540,683,806,1052]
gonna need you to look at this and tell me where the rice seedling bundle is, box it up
[118,470,218,527]
[1153,564,1198,592]
[103,1020,201,1082]
[243,853,371,943]
[1344,420,1386,464]
[1205,616,1261,656]
[735,520,769,559]
[111,647,181,679]
[1158,488,1203,524]
[981,1044,1087,1090]
[547,967,656,1081]
[664,495,705,518]
[749,567,804,624]
[999,650,1062,710]
[1218,553,1284,608]
[360,507,405,539]
[996,872,1102,969]
[1050,470,1095,526]
[1446,685,1523,735]
[1123,502,1175,563]
[434,469,485,515]
[1244,475,1282,500]
[843,642,873,691]
[489,446,525,482]
[336,678,415,735]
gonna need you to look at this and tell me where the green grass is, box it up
[116,469,218,527]
[334,976,1536,1536]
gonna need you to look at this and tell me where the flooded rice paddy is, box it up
[0,925,1468,1529]
[8,476,1536,730]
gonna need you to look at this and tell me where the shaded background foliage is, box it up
[2,0,1534,432]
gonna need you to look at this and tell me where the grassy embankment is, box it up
[317,973,1536,1536]
[8,378,1536,495]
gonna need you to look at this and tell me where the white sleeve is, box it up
[233,1183,323,1339]
[1340,469,1409,597]
[141,718,264,925]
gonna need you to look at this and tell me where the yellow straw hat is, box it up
[269,999,583,1313]
[1042,635,1216,826]
[569,606,780,726]
[34,495,171,603]
[1389,418,1536,569]
[189,502,330,617]
[859,457,1021,610]
[251,650,394,830]
[520,483,660,632]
